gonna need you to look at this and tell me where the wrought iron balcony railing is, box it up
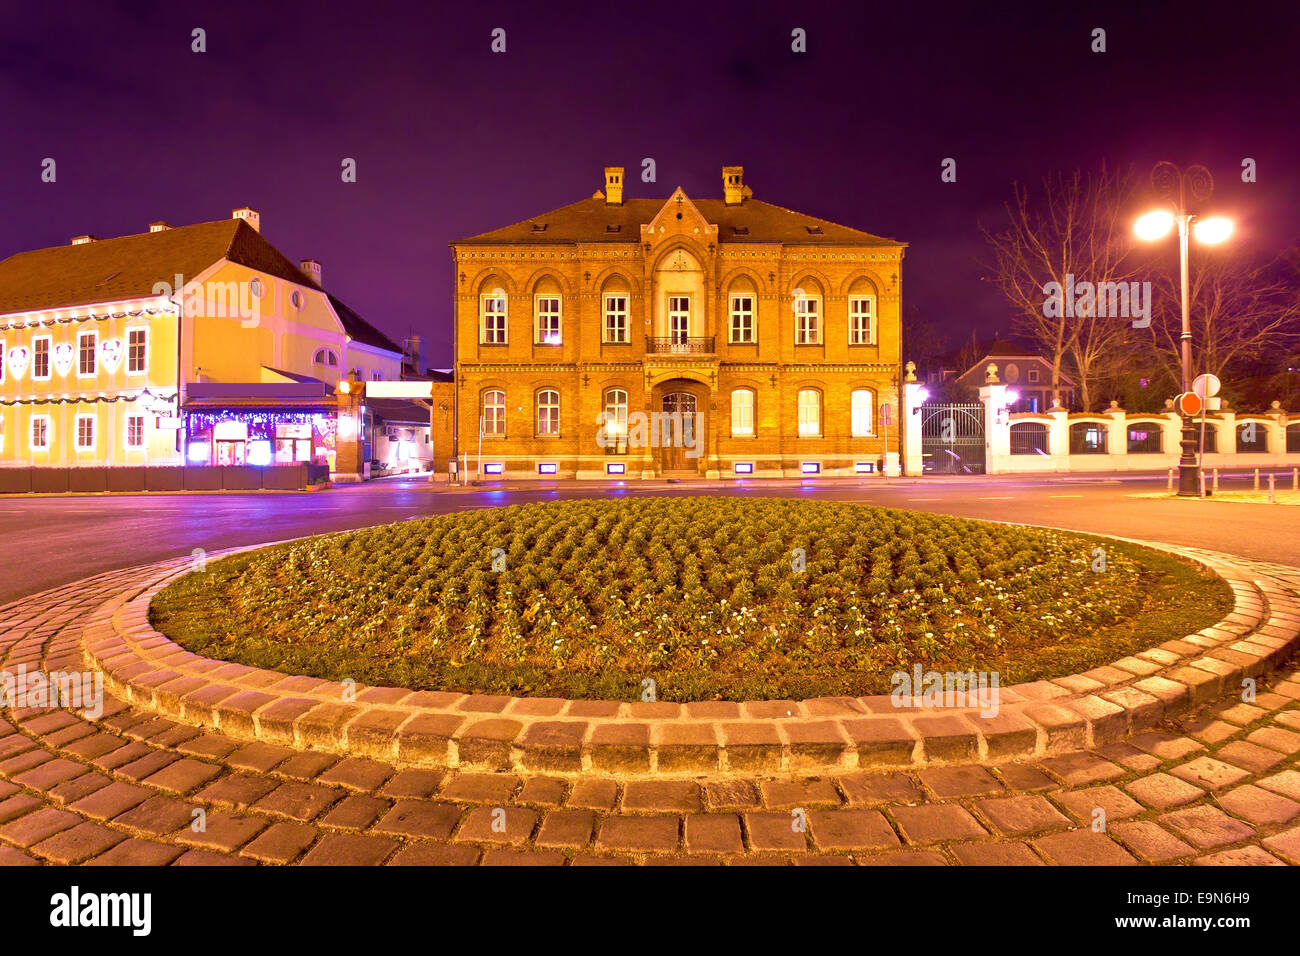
[645,336,715,354]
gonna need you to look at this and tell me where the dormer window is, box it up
[313,347,340,367]
[805,225,824,235]
[605,224,621,233]
[531,223,547,232]
[732,226,749,237]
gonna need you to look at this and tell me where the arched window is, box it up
[602,278,630,343]
[797,389,821,437]
[604,389,628,434]
[480,292,508,344]
[536,389,560,435]
[848,293,876,345]
[313,348,339,367]
[728,280,756,343]
[731,389,755,437]
[482,390,505,435]
[850,389,874,437]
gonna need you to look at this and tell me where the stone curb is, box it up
[78,538,1300,777]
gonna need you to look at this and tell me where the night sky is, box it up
[2,0,1297,367]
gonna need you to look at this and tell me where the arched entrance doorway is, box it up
[660,391,697,472]
[650,378,709,476]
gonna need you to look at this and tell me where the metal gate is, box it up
[920,403,986,474]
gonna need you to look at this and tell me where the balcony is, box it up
[646,336,715,355]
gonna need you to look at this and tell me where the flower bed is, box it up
[150,497,1232,701]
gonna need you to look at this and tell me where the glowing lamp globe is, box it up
[1193,217,1233,244]
[1134,210,1175,241]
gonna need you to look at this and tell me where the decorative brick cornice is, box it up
[80,539,1300,778]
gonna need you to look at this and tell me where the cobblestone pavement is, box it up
[1,564,1299,865]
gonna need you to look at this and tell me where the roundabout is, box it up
[149,498,1231,701]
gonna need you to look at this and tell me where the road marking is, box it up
[907,497,942,501]
[978,496,1014,500]
[1049,494,1084,498]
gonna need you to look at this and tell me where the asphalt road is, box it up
[2,470,1298,604]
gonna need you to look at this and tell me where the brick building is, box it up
[451,166,906,479]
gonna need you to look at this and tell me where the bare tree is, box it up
[982,165,1139,410]
[1143,251,1300,398]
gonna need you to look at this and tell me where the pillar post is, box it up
[332,375,365,483]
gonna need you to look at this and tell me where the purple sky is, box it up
[2,0,1296,367]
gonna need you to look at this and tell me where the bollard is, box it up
[1213,468,1219,492]
[1167,468,1174,491]
[1269,473,1276,503]
[1254,468,1260,491]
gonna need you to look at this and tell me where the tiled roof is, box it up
[0,219,310,314]
[456,197,901,246]
[327,293,402,355]
[0,218,403,355]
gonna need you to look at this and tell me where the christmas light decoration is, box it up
[7,347,28,380]
[52,342,75,376]
[99,338,122,372]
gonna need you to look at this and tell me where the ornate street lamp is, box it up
[1133,162,1233,497]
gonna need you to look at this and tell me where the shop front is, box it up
[183,383,338,471]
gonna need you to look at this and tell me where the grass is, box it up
[150,497,1233,702]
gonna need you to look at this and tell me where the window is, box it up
[1009,422,1049,455]
[76,414,95,450]
[731,389,755,437]
[482,389,505,435]
[31,416,50,449]
[535,296,562,345]
[349,367,362,381]
[126,414,145,448]
[795,297,821,344]
[290,290,305,310]
[668,296,691,342]
[481,295,507,344]
[1069,423,1107,454]
[1127,426,1162,454]
[603,296,628,343]
[313,347,339,367]
[604,388,628,452]
[797,389,821,437]
[371,370,383,381]
[851,389,874,437]
[729,295,755,343]
[848,296,876,345]
[536,389,560,435]
[250,278,264,298]
[0,338,5,383]
[33,336,51,379]
[78,331,97,376]
[127,328,147,374]
[1028,368,1040,383]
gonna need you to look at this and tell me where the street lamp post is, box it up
[1134,162,1233,497]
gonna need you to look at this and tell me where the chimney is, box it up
[603,167,624,206]
[403,335,422,375]
[300,259,323,286]
[232,206,261,232]
[149,221,172,233]
[70,235,97,245]
[723,166,745,205]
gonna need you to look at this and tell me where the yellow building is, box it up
[451,166,907,479]
[0,208,404,471]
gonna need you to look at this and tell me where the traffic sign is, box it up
[880,403,893,427]
[1176,391,1203,416]
[1192,373,1221,399]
